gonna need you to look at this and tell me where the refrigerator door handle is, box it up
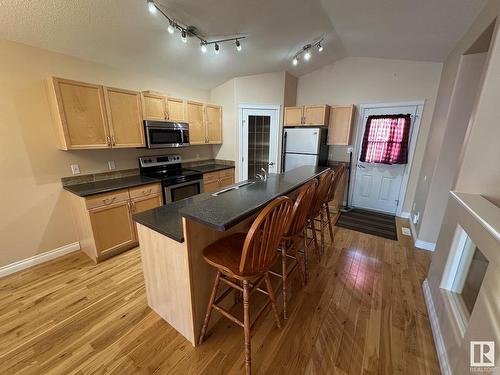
[282,132,287,172]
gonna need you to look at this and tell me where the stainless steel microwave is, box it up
[144,120,190,148]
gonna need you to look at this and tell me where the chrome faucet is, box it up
[261,168,268,181]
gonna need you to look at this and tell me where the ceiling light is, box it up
[292,57,298,66]
[236,40,242,52]
[181,30,187,43]
[200,43,207,53]
[215,43,220,54]
[318,43,323,52]
[168,21,175,34]
[304,50,311,61]
[147,0,156,14]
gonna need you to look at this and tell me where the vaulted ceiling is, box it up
[0,0,487,89]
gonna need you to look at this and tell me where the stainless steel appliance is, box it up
[282,127,329,172]
[139,155,203,203]
[144,120,190,148]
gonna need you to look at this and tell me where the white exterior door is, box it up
[351,105,418,214]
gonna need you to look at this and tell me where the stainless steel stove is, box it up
[139,155,203,203]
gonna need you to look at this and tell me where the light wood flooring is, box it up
[0,219,440,374]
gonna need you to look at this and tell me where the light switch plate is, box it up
[108,161,116,170]
[71,164,80,175]
[402,227,411,236]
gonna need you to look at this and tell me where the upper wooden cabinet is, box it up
[328,105,355,145]
[142,91,167,121]
[186,101,222,145]
[166,97,186,122]
[284,105,330,126]
[48,77,110,149]
[104,87,145,148]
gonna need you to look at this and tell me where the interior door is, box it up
[351,105,417,214]
[241,107,279,180]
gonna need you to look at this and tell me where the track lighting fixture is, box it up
[147,0,157,14]
[291,38,324,66]
[146,0,245,56]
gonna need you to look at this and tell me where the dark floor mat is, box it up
[335,208,398,240]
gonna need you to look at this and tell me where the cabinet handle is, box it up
[111,135,116,146]
[130,201,136,213]
[102,197,116,205]
[106,136,111,146]
[142,188,152,195]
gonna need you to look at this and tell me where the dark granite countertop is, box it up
[63,175,161,197]
[190,164,235,173]
[133,165,330,243]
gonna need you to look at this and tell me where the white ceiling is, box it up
[0,0,487,90]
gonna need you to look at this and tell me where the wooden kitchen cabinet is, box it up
[166,97,186,122]
[328,105,355,145]
[203,168,235,192]
[48,77,110,149]
[284,105,330,126]
[186,101,206,145]
[142,91,167,121]
[205,104,222,144]
[104,87,145,147]
[67,182,162,262]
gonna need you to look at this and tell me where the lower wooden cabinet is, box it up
[203,168,235,193]
[68,183,162,262]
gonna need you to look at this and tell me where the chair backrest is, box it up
[239,196,293,274]
[326,165,345,202]
[286,179,318,237]
[310,170,335,216]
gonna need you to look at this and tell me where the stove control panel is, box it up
[139,154,182,168]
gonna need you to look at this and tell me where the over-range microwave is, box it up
[144,120,190,148]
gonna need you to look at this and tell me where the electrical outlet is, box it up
[108,161,116,170]
[71,164,80,175]
[413,212,420,225]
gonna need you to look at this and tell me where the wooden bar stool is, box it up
[269,179,318,319]
[307,170,335,256]
[198,196,293,375]
[322,165,346,242]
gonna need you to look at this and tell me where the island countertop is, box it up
[133,165,330,242]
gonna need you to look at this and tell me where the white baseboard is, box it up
[408,218,436,251]
[398,211,411,219]
[0,242,80,278]
[422,279,451,375]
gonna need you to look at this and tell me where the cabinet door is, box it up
[89,201,136,255]
[131,194,162,214]
[205,105,222,144]
[328,105,354,145]
[186,101,206,145]
[304,105,330,125]
[284,106,304,126]
[167,97,186,122]
[142,92,167,120]
[204,180,220,193]
[104,87,145,148]
[219,176,234,188]
[49,77,110,149]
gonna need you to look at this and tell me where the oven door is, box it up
[146,126,185,148]
[164,179,204,203]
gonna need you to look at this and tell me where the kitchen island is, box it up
[133,166,329,345]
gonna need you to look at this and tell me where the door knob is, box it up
[269,162,275,166]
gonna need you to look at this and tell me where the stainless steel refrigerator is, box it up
[282,127,329,172]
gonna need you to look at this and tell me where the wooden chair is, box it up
[269,179,318,318]
[307,170,335,256]
[198,196,293,375]
[323,165,346,242]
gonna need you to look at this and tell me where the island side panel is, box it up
[136,223,196,345]
[183,216,255,342]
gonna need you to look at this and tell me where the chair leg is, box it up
[264,273,282,329]
[319,210,325,256]
[303,227,309,285]
[243,280,252,375]
[310,220,320,261]
[325,204,334,243]
[198,271,221,345]
[294,235,306,287]
[282,240,288,319]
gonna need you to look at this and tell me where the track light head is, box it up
[181,30,187,43]
[215,43,220,54]
[318,43,323,52]
[168,21,175,34]
[236,40,242,52]
[304,49,311,61]
[292,57,298,66]
[200,43,207,53]
[147,0,156,14]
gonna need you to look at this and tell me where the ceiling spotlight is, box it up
[292,57,298,66]
[304,50,311,61]
[200,43,207,53]
[236,40,242,52]
[181,30,187,43]
[215,43,220,54]
[318,43,323,52]
[147,0,156,14]
[168,21,175,34]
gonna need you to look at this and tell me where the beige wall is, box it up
[296,57,443,213]
[0,39,214,268]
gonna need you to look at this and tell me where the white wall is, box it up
[296,57,443,213]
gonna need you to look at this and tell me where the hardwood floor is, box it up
[0,218,440,374]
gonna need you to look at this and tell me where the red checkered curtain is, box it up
[359,114,411,164]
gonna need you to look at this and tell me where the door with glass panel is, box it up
[240,107,279,180]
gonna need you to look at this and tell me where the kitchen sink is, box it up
[212,181,255,196]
